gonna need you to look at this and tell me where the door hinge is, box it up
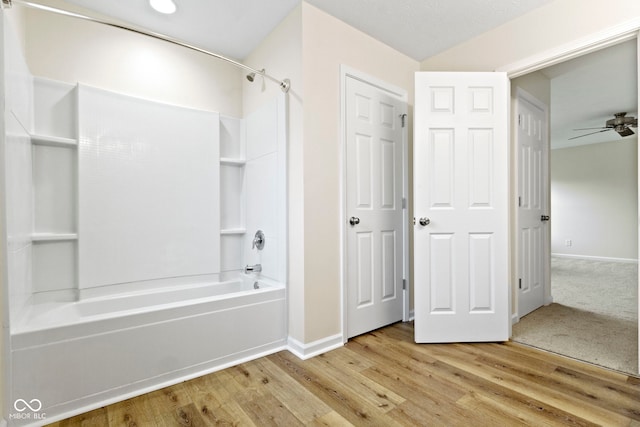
[402,279,407,290]
[518,196,522,207]
[400,113,407,128]
[402,197,407,209]
[518,114,522,126]
[519,278,522,289]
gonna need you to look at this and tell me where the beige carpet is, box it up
[512,257,639,376]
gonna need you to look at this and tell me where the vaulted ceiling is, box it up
[59,0,552,61]
[24,0,639,149]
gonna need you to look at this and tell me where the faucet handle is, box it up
[252,230,265,250]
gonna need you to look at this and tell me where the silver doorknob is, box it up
[419,217,430,226]
[349,217,360,226]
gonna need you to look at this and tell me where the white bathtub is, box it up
[10,274,287,426]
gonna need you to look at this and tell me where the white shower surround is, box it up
[3,17,288,424]
[77,84,221,289]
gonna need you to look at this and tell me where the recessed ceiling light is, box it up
[149,0,176,14]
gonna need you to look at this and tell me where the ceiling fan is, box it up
[569,112,638,140]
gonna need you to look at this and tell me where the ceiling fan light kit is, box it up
[570,112,638,140]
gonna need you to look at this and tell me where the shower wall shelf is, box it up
[31,233,79,242]
[220,157,245,166]
[219,115,245,272]
[27,78,80,296]
[220,228,246,235]
[31,134,78,148]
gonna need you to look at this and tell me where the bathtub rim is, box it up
[11,274,285,342]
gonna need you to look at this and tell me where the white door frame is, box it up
[513,87,551,323]
[498,18,640,372]
[497,19,640,78]
[340,65,410,343]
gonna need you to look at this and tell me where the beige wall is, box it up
[243,5,305,341]
[551,139,638,260]
[246,3,422,344]
[512,71,551,107]
[22,4,242,117]
[421,0,640,72]
[300,3,419,342]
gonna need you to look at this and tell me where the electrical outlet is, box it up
[565,239,572,247]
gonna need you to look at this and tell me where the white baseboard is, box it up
[551,253,638,263]
[287,334,344,360]
[511,313,520,325]
[9,334,343,426]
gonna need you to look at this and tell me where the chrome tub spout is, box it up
[244,264,262,274]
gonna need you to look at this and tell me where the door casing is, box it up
[499,19,640,372]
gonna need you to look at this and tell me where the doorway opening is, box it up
[511,39,639,376]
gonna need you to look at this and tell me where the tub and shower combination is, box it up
[3,4,289,423]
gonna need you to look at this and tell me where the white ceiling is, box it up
[59,0,553,62]
[542,40,638,149]
[60,0,300,60]
[305,0,553,61]
[36,0,639,150]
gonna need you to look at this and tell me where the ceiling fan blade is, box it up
[568,128,613,140]
[616,127,635,137]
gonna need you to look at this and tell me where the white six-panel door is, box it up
[414,72,510,343]
[517,91,548,318]
[346,75,406,338]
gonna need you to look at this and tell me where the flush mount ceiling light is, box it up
[149,0,176,14]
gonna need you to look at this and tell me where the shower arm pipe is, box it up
[3,0,291,92]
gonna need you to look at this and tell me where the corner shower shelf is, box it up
[31,134,78,148]
[31,233,78,242]
[220,228,246,235]
[220,158,245,166]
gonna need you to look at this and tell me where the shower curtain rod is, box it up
[3,0,291,93]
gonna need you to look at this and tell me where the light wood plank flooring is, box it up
[48,322,640,426]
